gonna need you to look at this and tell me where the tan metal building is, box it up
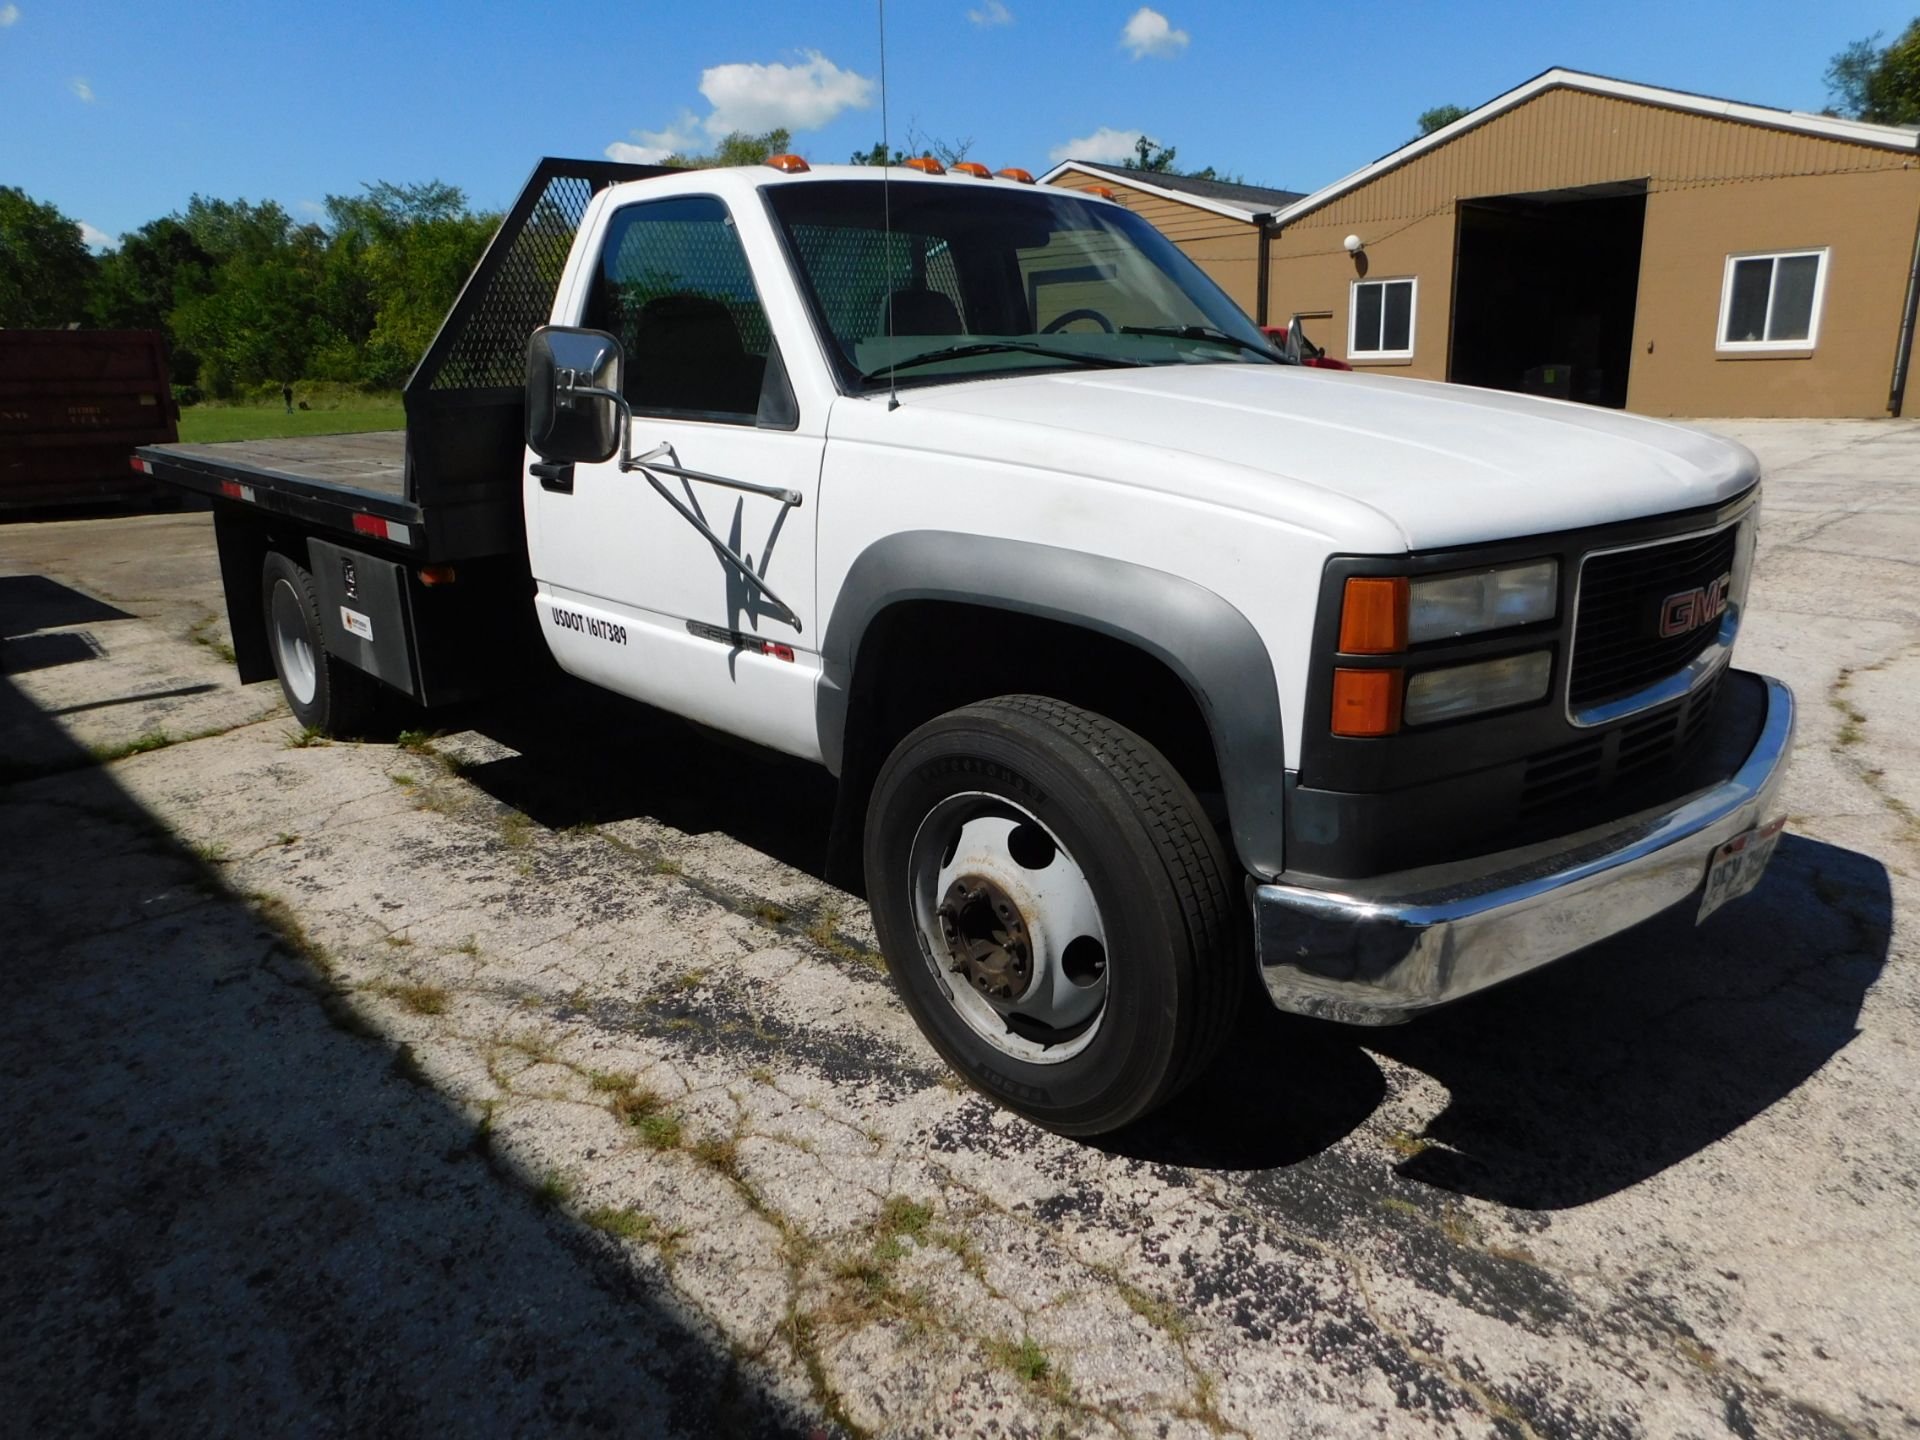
[1034,161,1303,321]
[1047,71,1920,418]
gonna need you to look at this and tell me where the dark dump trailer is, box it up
[0,329,178,509]
[135,158,667,715]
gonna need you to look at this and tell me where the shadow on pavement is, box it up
[1114,831,1888,1208]
[453,672,1890,1210]
[0,668,809,1438]
[454,673,839,883]
[1374,832,1890,1208]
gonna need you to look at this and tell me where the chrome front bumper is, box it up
[1254,673,1795,1025]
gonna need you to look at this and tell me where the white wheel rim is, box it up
[269,579,318,707]
[908,792,1110,1064]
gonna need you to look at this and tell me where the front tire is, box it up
[261,550,379,736]
[865,695,1242,1135]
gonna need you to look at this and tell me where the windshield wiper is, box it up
[858,341,1147,384]
[1120,324,1281,361]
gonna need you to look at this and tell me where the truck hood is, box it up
[895,364,1758,551]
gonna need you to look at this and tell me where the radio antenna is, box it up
[879,0,899,410]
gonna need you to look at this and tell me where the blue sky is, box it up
[2,0,1914,246]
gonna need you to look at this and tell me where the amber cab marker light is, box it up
[905,155,945,174]
[996,168,1035,183]
[1339,575,1409,654]
[765,154,810,173]
[951,162,993,178]
[1331,668,1404,737]
[1087,185,1118,200]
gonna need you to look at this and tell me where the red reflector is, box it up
[417,564,457,587]
[129,456,150,474]
[219,481,245,500]
[352,513,386,537]
[766,643,795,663]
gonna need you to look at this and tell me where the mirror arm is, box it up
[555,375,805,633]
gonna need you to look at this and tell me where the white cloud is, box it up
[1121,7,1188,59]
[696,51,873,137]
[605,109,705,164]
[0,6,21,29]
[607,52,873,164]
[967,2,1013,26]
[78,221,114,251]
[71,76,94,102]
[1048,126,1147,165]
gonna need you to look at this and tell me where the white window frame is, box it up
[1348,276,1417,360]
[1715,248,1829,354]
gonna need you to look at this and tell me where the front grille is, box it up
[1519,668,1724,816]
[1570,525,1739,707]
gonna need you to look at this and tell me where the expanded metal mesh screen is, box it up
[425,174,598,391]
[787,226,965,346]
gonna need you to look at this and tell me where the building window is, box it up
[1349,277,1416,359]
[1717,249,1828,352]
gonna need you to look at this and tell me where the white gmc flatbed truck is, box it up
[139,157,1795,1134]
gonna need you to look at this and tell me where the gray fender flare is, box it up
[818,531,1286,879]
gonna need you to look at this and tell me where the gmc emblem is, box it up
[1658,572,1732,639]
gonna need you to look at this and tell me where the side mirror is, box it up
[525,326,627,464]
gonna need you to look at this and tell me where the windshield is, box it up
[763,180,1282,392]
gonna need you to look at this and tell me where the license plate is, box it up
[1697,817,1787,924]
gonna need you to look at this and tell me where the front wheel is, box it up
[865,695,1242,1135]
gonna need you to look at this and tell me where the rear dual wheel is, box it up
[261,551,380,736]
[865,695,1242,1135]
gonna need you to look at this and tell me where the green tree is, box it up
[1827,21,1920,124]
[0,187,96,328]
[1416,103,1470,137]
[850,140,909,165]
[665,128,793,168]
[1124,135,1178,172]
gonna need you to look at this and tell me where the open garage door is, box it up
[1448,181,1646,409]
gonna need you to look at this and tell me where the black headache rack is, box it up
[139,157,672,562]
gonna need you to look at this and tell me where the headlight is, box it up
[1404,651,1553,726]
[1408,560,1557,644]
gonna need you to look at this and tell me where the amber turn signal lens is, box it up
[1339,576,1409,654]
[1331,668,1403,737]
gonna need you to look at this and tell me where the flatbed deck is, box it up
[154,432,408,501]
[138,428,437,554]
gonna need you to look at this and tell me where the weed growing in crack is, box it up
[454,934,480,958]
[752,901,790,926]
[1115,1279,1192,1342]
[275,832,299,847]
[89,730,175,763]
[382,934,412,949]
[192,840,230,864]
[396,729,439,754]
[285,725,328,749]
[652,856,682,876]
[499,809,534,849]
[635,1112,683,1151]
[691,1133,742,1179]
[188,612,238,666]
[390,772,417,788]
[536,1169,575,1208]
[1385,1130,1432,1159]
[584,1206,660,1241]
[990,1334,1069,1402]
[374,981,449,1016]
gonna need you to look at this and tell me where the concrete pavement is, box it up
[1,420,1915,1438]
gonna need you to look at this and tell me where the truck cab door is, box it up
[526,192,823,762]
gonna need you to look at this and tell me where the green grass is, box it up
[176,399,404,445]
